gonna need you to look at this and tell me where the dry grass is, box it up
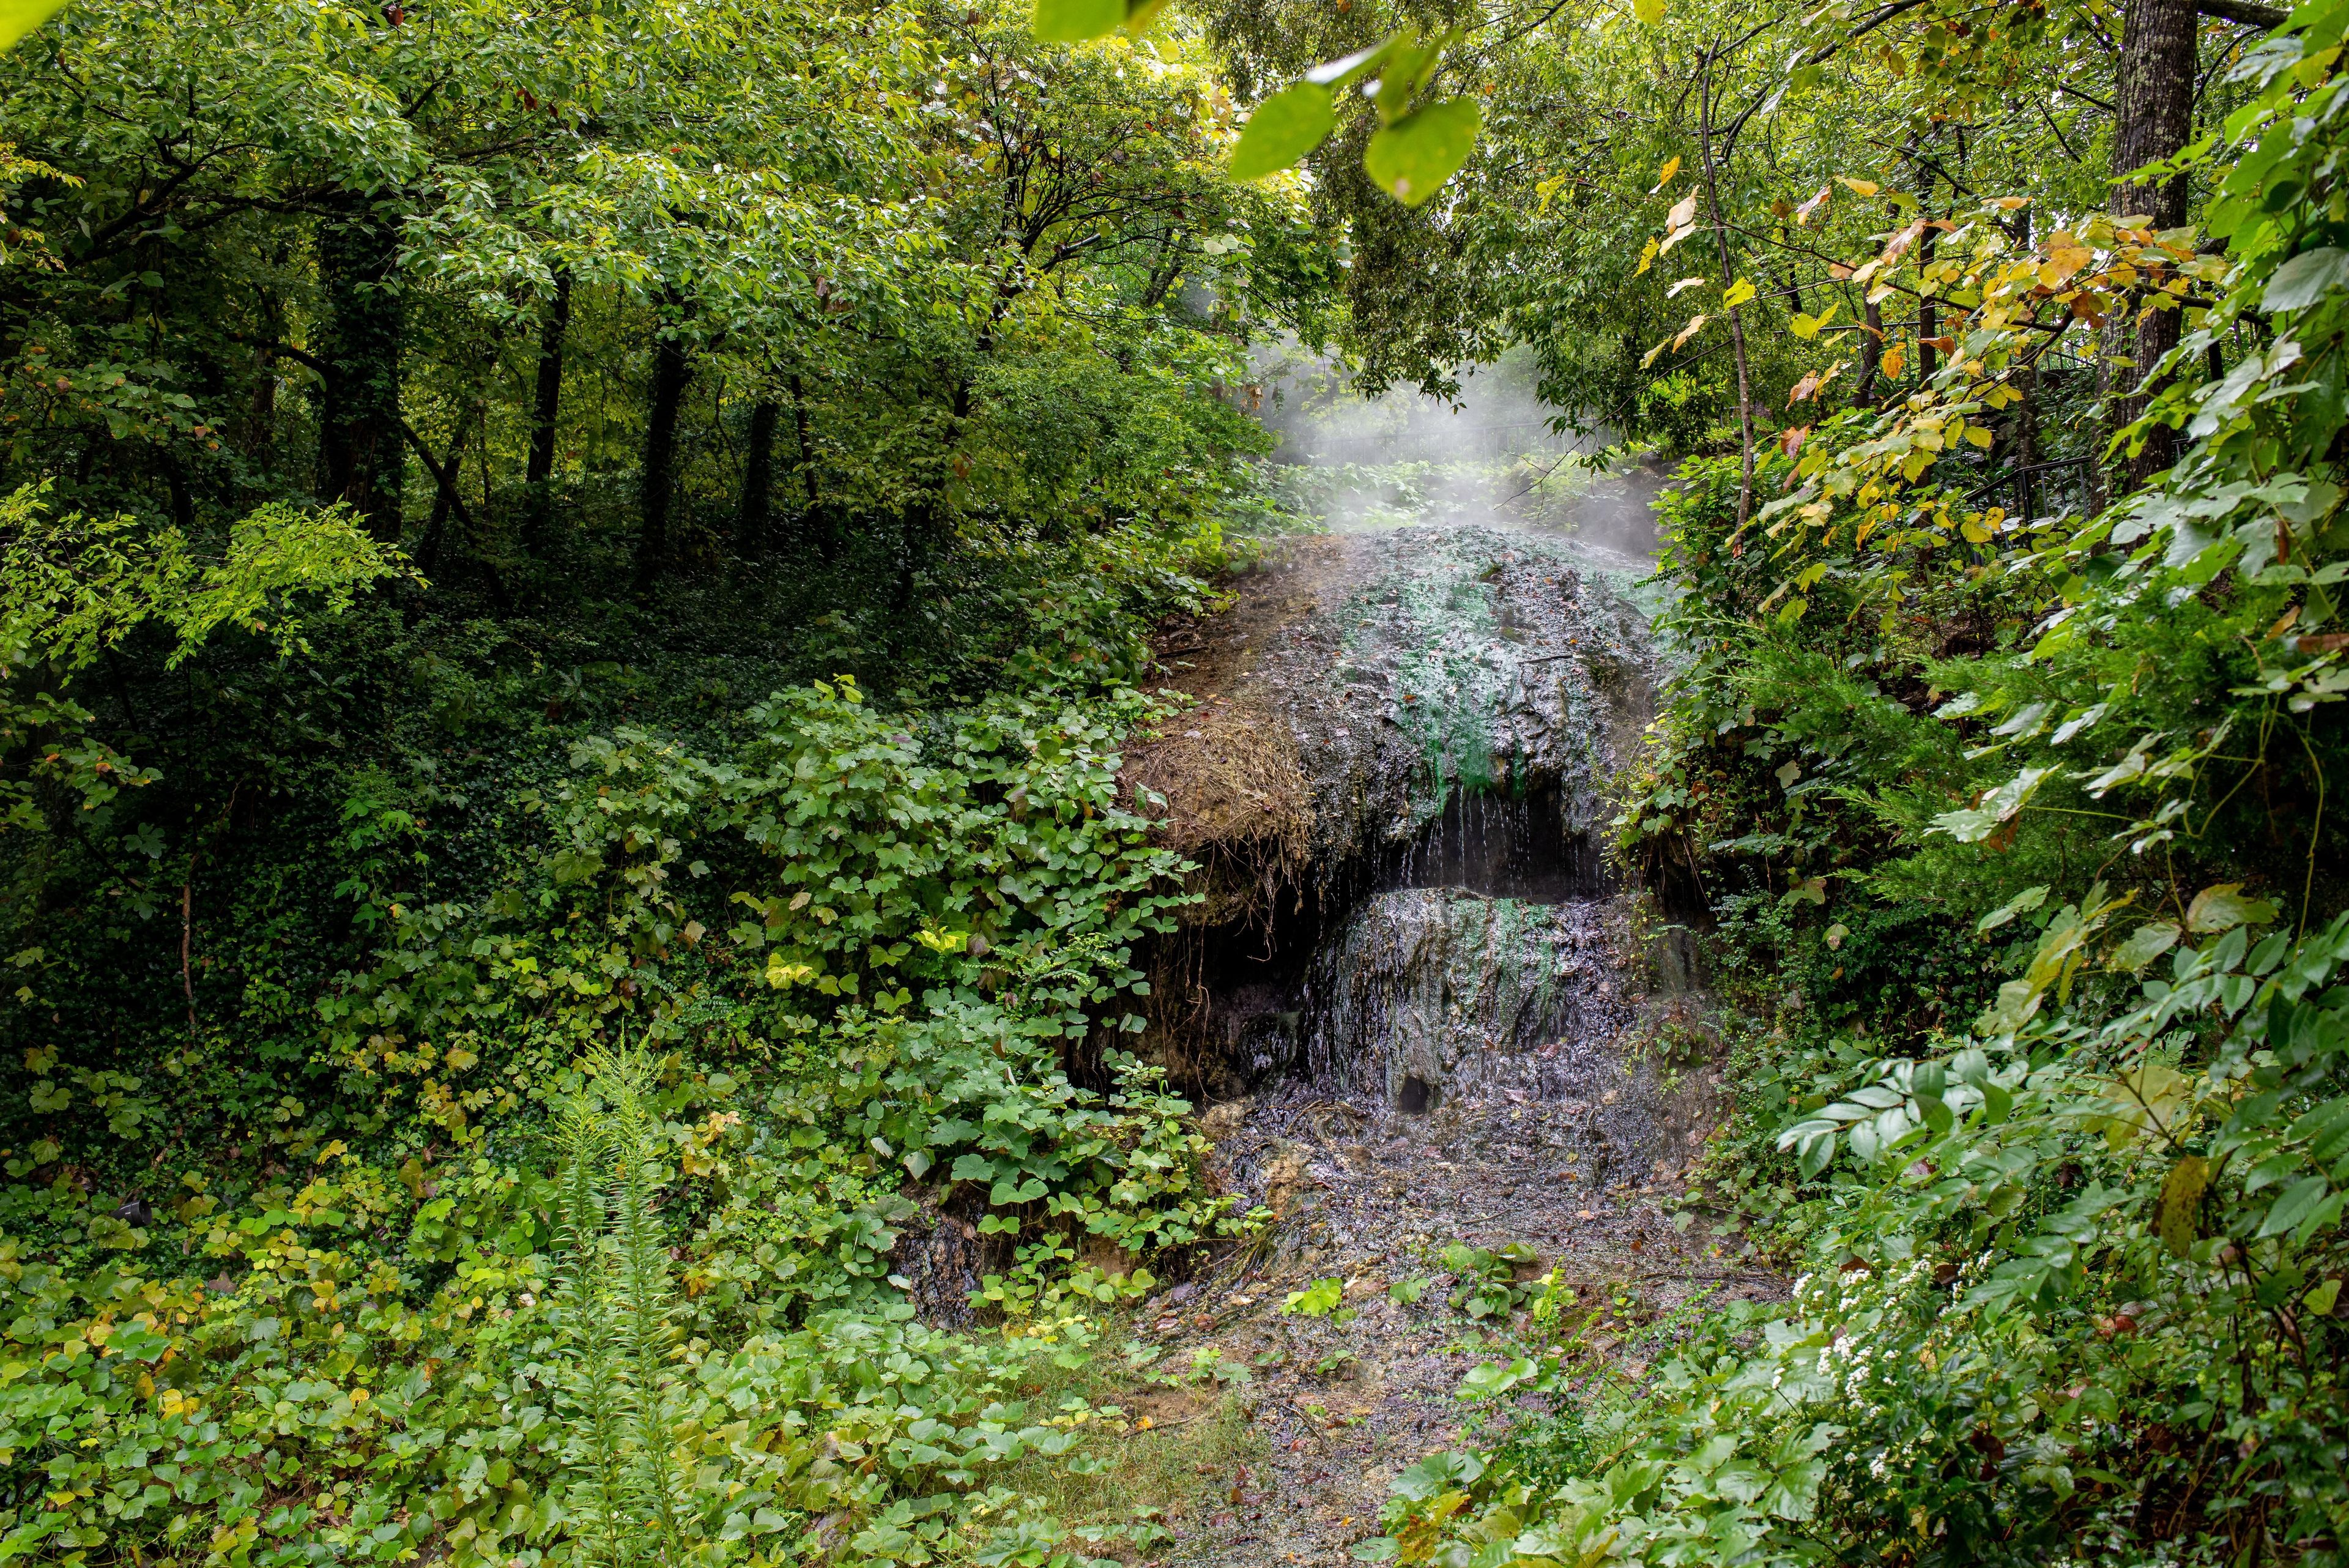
[1121,686,1312,924]
[997,1347,1268,1558]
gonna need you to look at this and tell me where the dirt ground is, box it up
[1105,1082,1780,1566]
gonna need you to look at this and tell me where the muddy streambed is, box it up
[1107,496,1772,1566]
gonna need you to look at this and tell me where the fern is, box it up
[550,1042,687,1567]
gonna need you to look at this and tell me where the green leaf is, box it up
[2261,245,2349,313]
[0,0,61,50]
[1364,98,1482,207]
[2257,1175,2328,1239]
[1032,0,1123,43]
[2110,921,2181,973]
[1977,884,2050,935]
[2186,882,2279,934]
[1230,83,1336,182]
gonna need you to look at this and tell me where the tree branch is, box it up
[2197,0,2286,28]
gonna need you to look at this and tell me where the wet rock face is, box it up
[1283,889,1659,1179]
[1133,519,1669,1145]
[1255,526,1658,868]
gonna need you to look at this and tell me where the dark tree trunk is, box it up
[739,399,778,554]
[2110,0,2200,491]
[523,271,571,555]
[790,373,831,560]
[314,214,405,544]
[633,331,692,593]
[417,421,470,581]
[1857,297,1884,404]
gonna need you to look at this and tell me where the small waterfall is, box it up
[1138,516,1679,1187]
[1297,890,1631,1109]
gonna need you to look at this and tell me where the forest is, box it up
[0,0,2346,1561]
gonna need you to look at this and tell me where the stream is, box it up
[1118,450,1777,1566]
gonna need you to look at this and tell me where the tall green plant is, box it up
[550,1042,689,1567]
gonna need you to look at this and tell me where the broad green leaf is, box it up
[2261,245,2349,313]
[1229,83,1335,182]
[1033,0,1123,43]
[2110,921,2181,973]
[2186,882,2279,934]
[0,0,61,50]
[2257,1175,2330,1238]
[1797,1129,1835,1179]
[1364,98,1482,207]
[1977,883,2050,935]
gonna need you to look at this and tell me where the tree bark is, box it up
[633,330,692,593]
[2109,0,2200,491]
[523,270,571,555]
[789,373,831,560]
[1696,48,1756,529]
[314,214,406,544]
[1857,297,1884,404]
[739,399,777,554]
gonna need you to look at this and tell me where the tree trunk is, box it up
[739,399,777,554]
[633,331,692,593]
[1696,48,1756,529]
[524,271,571,555]
[314,214,405,544]
[417,420,470,581]
[790,373,831,560]
[1857,297,1884,404]
[1917,226,1940,385]
[2109,0,2199,491]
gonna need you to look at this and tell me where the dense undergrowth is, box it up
[0,0,1327,1556]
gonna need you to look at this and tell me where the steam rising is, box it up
[1247,340,1663,563]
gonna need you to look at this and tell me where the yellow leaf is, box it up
[1672,313,1710,349]
[1650,156,1680,193]
[1959,518,1993,545]
[0,0,62,51]
[1965,425,1993,449]
[1635,235,1658,275]
[1666,192,1698,231]
[1880,344,1906,379]
[2158,1154,2208,1258]
[1723,277,1756,309]
[1837,176,1880,197]
[1633,0,1665,22]
[1666,275,1707,297]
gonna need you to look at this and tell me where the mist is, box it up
[1245,340,1665,562]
